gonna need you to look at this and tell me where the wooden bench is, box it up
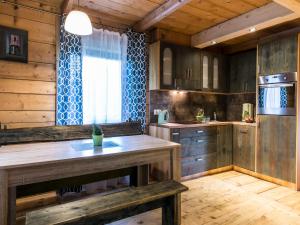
[26,180,188,225]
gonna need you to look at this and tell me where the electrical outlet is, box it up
[154,109,161,115]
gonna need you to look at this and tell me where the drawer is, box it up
[180,126,217,138]
[182,153,217,177]
[180,137,217,158]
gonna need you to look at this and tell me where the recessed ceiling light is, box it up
[211,41,217,45]
[249,27,256,33]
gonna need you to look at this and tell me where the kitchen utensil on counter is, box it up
[196,108,205,122]
[242,103,254,122]
[158,110,170,124]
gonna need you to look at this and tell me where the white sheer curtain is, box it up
[81,29,128,124]
[264,87,281,109]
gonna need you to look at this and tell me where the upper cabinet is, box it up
[258,34,298,76]
[149,41,227,92]
[229,49,256,92]
[149,42,176,90]
[175,46,201,90]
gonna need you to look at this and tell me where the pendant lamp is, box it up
[64,0,92,36]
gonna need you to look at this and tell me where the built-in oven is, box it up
[258,72,297,116]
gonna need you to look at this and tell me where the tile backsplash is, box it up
[150,90,256,123]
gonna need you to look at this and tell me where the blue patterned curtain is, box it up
[57,16,83,125]
[122,29,147,129]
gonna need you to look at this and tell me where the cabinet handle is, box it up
[195,157,203,162]
[197,130,204,134]
[240,129,248,134]
[190,68,192,79]
[197,140,204,143]
[172,132,180,136]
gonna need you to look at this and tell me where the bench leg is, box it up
[162,194,180,225]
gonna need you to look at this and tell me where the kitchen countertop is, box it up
[150,121,257,129]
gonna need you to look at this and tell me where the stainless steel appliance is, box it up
[258,72,297,116]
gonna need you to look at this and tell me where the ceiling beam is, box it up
[191,2,299,49]
[273,0,300,14]
[134,0,192,32]
[61,0,73,14]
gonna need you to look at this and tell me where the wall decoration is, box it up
[0,26,28,63]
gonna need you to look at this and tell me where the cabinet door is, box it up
[188,49,201,90]
[229,49,256,92]
[175,47,201,90]
[257,115,296,182]
[201,51,211,90]
[217,125,233,167]
[160,43,176,89]
[174,46,188,90]
[233,125,255,171]
[258,34,297,75]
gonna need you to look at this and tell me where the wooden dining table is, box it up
[0,135,181,225]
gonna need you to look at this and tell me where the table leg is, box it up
[8,187,16,225]
[170,147,181,225]
[137,165,149,186]
[0,170,8,225]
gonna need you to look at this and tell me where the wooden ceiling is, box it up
[157,0,272,35]
[15,0,300,50]
[72,0,272,35]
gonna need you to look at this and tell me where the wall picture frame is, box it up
[0,25,28,63]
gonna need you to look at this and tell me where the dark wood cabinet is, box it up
[258,34,297,76]
[257,115,296,183]
[159,42,177,89]
[149,41,227,92]
[229,49,256,93]
[233,124,255,171]
[217,125,233,167]
[169,125,232,177]
[170,126,218,177]
[175,46,201,90]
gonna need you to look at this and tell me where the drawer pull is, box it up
[240,129,248,134]
[172,132,180,136]
[195,158,203,162]
[197,130,204,134]
[197,140,204,143]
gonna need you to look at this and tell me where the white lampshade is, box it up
[64,10,93,36]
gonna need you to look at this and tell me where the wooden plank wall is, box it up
[0,1,60,129]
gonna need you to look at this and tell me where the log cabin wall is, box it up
[0,1,59,129]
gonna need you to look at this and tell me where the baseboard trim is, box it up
[181,165,233,181]
[233,166,296,189]
[181,165,296,190]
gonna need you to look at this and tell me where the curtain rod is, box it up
[2,0,61,16]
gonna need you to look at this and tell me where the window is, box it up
[203,55,209,89]
[81,29,128,124]
[82,56,122,124]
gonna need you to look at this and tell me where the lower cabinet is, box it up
[233,125,255,171]
[257,116,296,183]
[150,124,256,179]
[170,125,233,177]
[217,125,233,168]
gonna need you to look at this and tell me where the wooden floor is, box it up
[110,171,300,225]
